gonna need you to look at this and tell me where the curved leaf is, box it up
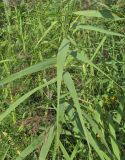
[74,25,124,37]
[0,58,56,86]
[74,10,124,20]
[0,78,56,122]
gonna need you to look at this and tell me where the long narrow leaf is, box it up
[35,21,57,49]
[59,140,70,160]
[74,25,124,37]
[73,10,123,20]
[63,72,91,153]
[86,128,105,160]
[0,59,13,64]
[56,38,70,156]
[0,78,56,122]
[57,38,70,101]
[63,72,109,160]
[1,146,10,160]
[39,126,55,160]
[16,133,44,160]
[109,118,120,160]
[70,141,79,160]
[0,58,56,86]
[90,36,107,61]
[71,52,121,88]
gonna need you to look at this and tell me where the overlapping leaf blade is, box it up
[0,78,56,122]
[74,10,124,20]
[16,134,44,160]
[56,38,70,152]
[39,126,55,160]
[0,58,56,86]
[74,25,124,37]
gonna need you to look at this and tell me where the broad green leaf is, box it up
[0,58,56,86]
[102,152,112,160]
[63,72,91,152]
[83,113,113,157]
[74,25,124,37]
[63,72,111,160]
[86,128,105,160]
[66,101,112,159]
[39,126,55,160]
[0,78,56,122]
[73,10,124,20]
[57,38,70,99]
[56,38,70,155]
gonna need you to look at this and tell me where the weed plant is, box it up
[0,0,125,159]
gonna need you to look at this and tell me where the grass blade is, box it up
[70,141,79,160]
[90,36,107,61]
[73,10,123,20]
[0,58,56,86]
[1,146,10,160]
[59,140,70,160]
[86,128,105,160]
[63,72,111,160]
[55,38,70,157]
[34,21,57,49]
[39,126,55,160]
[74,25,124,37]
[71,52,121,88]
[109,118,120,160]
[0,78,56,122]
[0,59,13,64]
[63,72,91,155]
[16,133,44,160]
[57,38,70,101]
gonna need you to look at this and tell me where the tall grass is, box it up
[0,0,125,159]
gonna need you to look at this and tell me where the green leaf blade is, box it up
[0,58,56,86]
[74,25,124,37]
[39,126,55,160]
[0,78,56,122]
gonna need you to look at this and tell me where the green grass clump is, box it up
[0,0,125,159]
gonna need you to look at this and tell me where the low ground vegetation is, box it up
[0,0,125,159]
